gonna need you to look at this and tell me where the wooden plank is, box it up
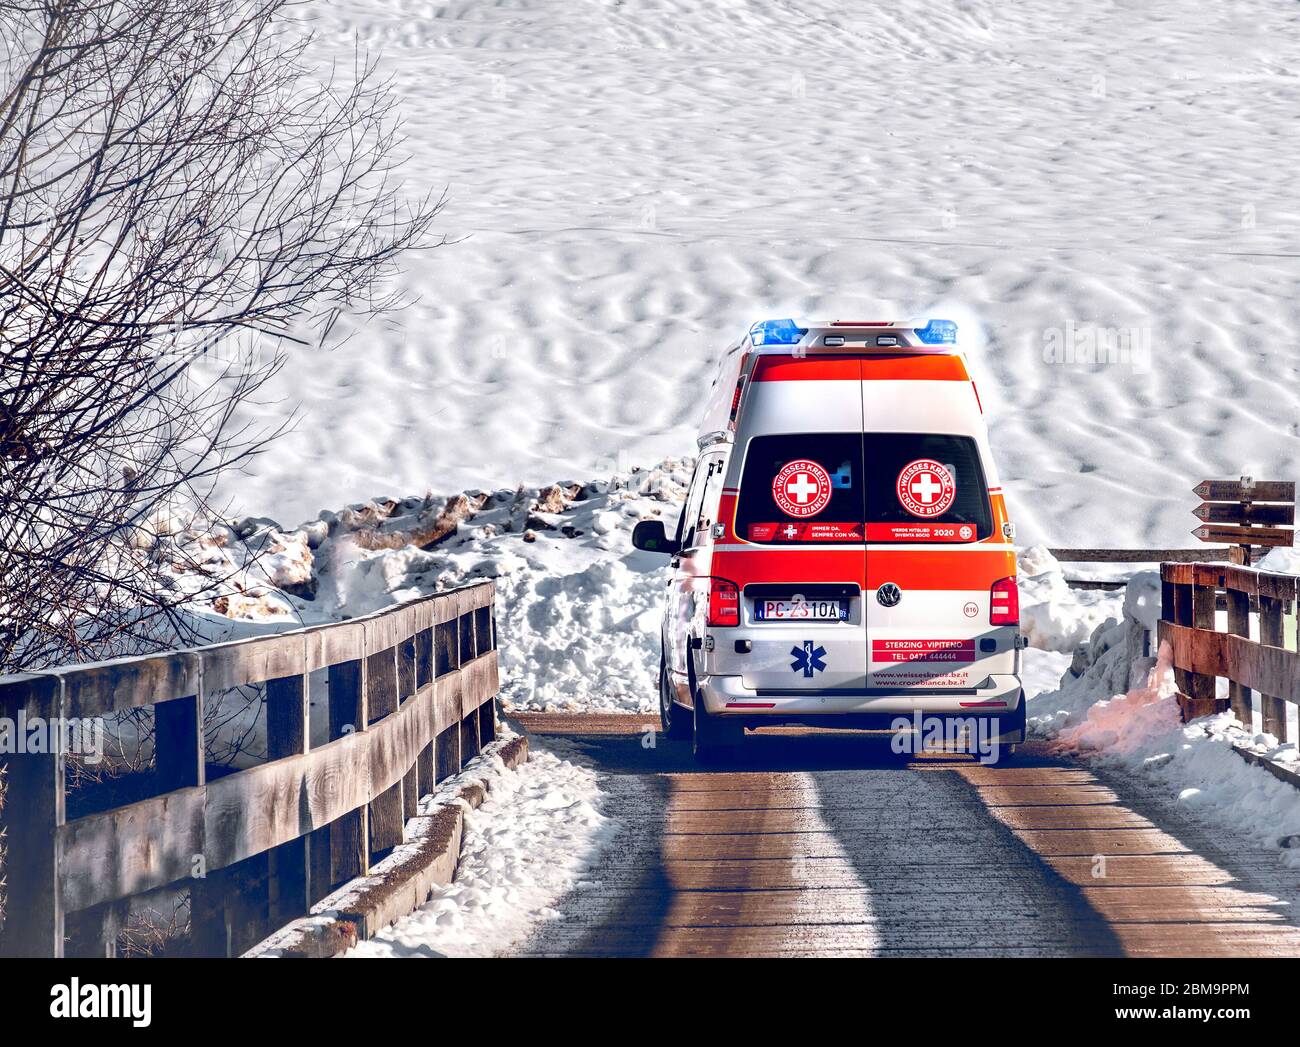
[434,671,462,736]
[302,619,365,673]
[367,681,436,798]
[1192,524,1294,547]
[203,732,371,871]
[58,786,205,913]
[201,633,305,693]
[461,651,500,714]
[1161,622,1300,705]
[0,674,66,957]
[56,651,199,720]
[1194,502,1295,526]
[1193,479,1295,503]
[1056,547,1237,564]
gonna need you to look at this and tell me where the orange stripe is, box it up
[862,354,968,380]
[751,354,969,382]
[712,547,1016,590]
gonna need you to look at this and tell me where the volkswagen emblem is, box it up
[875,582,902,608]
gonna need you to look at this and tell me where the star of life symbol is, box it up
[772,459,832,518]
[896,459,957,518]
[790,640,827,678]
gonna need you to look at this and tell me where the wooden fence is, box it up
[0,580,499,958]
[1159,563,1298,738]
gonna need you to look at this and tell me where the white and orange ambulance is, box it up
[633,318,1024,762]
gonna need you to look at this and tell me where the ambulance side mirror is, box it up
[632,520,678,555]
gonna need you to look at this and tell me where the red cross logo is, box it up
[896,459,956,518]
[772,459,832,518]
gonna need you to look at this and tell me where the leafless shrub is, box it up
[0,0,444,674]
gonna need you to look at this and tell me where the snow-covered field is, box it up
[214,0,1300,551]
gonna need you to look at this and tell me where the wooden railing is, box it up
[0,581,499,958]
[1159,563,1298,738]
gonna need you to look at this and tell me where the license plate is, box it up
[753,599,848,622]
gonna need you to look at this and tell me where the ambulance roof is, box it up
[748,318,959,352]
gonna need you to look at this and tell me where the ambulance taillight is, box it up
[707,578,741,627]
[728,375,745,430]
[989,577,1019,626]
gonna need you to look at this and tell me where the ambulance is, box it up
[632,318,1025,762]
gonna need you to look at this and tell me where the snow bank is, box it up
[1049,648,1300,871]
[1030,569,1300,875]
[1016,544,1129,653]
[349,738,616,958]
[161,460,690,715]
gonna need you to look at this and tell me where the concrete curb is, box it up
[245,734,529,957]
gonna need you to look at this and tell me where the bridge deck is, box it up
[509,714,1300,958]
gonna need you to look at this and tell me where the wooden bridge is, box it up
[0,581,500,958]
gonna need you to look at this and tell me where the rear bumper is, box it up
[698,673,1023,720]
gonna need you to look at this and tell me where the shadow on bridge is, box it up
[511,716,1300,958]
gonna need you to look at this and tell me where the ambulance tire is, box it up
[994,700,1027,764]
[693,689,742,765]
[659,659,692,740]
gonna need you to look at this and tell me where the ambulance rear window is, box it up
[734,432,993,544]
[735,434,865,544]
[863,433,992,542]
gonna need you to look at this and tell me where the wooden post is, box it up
[1224,580,1253,727]
[1170,573,1194,697]
[0,674,66,958]
[479,698,496,746]
[416,628,433,687]
[402,764,419,821]
[266,666,310,925]
[460,705,481,764]
[397,636,417,705]
[327,657,368,886]
[367,646,405,856]
[1181,570,1221,720]
[435,723,460,783]
[417,742,435,798]
[1259,594,1288,742]
[459,608,476,666]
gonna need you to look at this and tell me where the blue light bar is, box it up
[915,319,958,345]
[749,318,807,346]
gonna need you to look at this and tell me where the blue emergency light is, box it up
[915,319,958,344]
[749,318,807,346]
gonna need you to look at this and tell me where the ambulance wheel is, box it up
[659,661,692,740]
[693,690,741,765]
[994,702,1026,764]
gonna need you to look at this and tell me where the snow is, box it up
[348,735,616,958]
[206,0,1300,548]
[1047,647,1300,872]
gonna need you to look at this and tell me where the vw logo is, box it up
[875,582,902,608]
